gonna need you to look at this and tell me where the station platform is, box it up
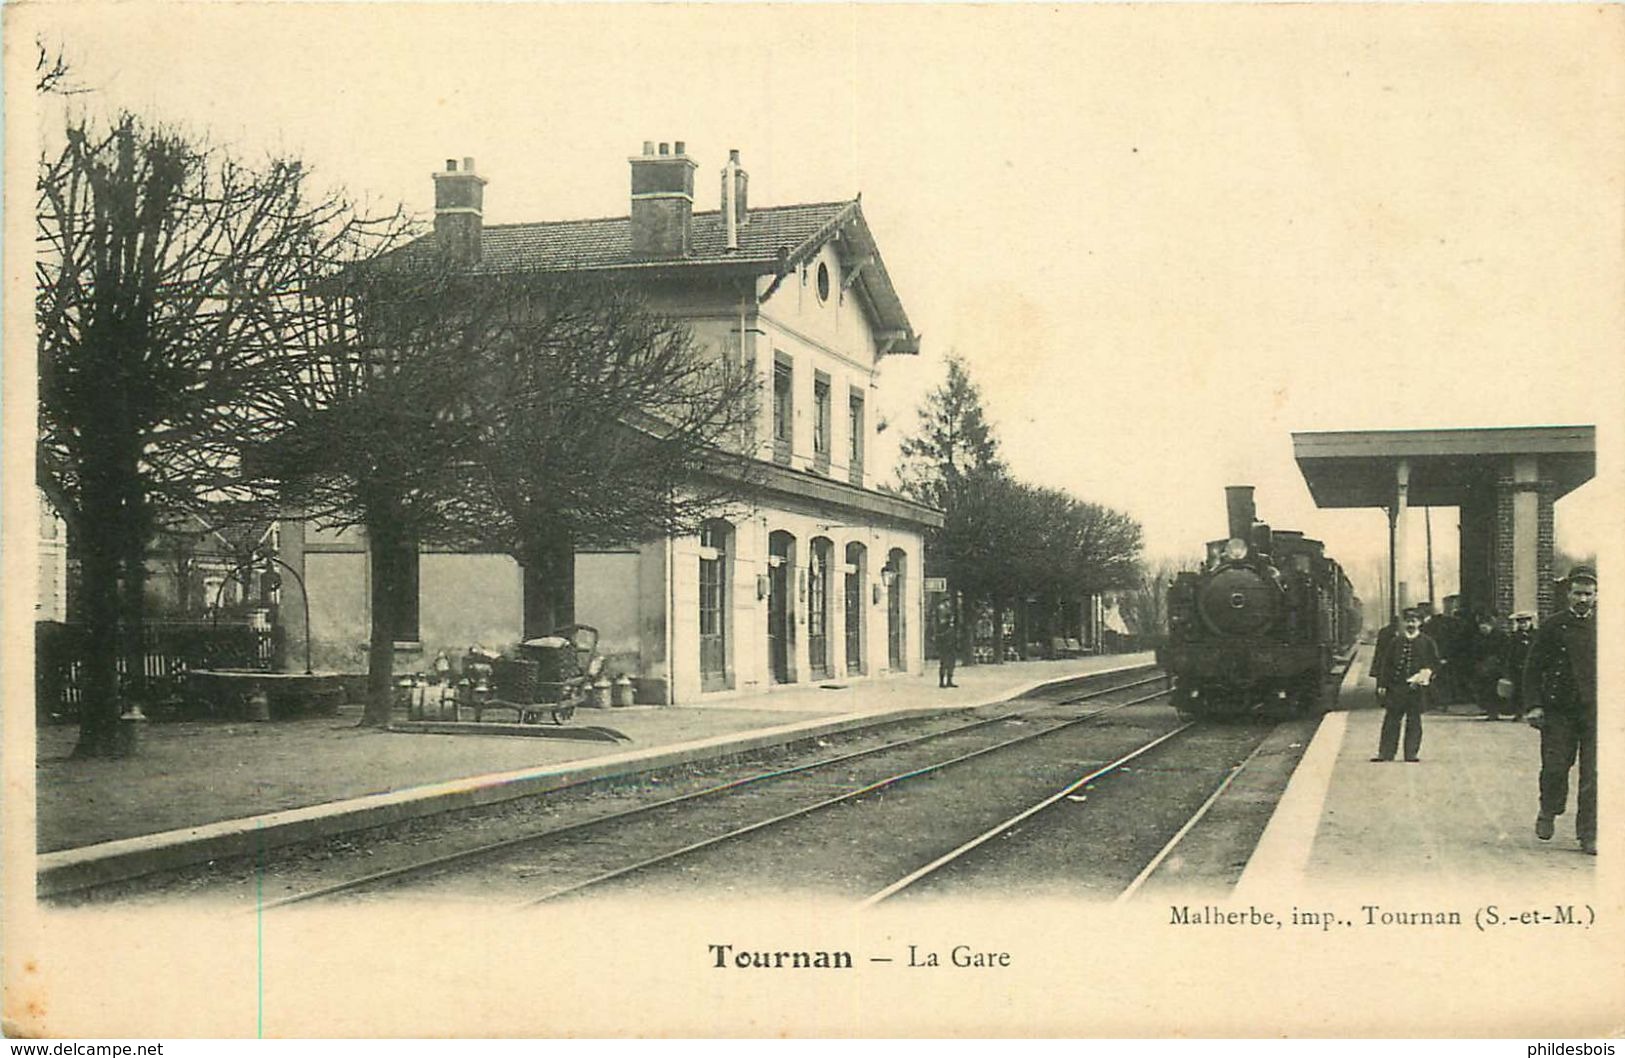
[33,652,1155,894]
[1237,644,1598,896]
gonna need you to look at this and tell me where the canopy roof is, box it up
[1292,426,1595,508]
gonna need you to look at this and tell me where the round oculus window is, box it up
[816,262,831,303]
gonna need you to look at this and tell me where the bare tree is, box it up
[462,275,760,635]
[35,38,87,96]
[1118,557,1198,639]
[255,266,759,725]
[36,112,407,755]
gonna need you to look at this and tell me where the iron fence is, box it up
[36,620,281,721]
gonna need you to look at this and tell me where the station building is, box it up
[281,143,942,703]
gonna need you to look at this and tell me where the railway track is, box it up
[259,671,1174,909]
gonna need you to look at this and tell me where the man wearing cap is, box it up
[1523,566,1598,855]
[1501,611,1537,721]
[1372,607,1440,763]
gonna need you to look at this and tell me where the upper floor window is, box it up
[849,389,866,484]
[772,355,793,465]
[813,373,831,470]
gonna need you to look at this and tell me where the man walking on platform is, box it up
[1372,608,1440,763]
[1524,566,1598,855]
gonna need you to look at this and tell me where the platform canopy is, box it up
[1292,426,1595,509]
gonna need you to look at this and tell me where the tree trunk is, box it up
[119,505,148,707]
[72,489,123,758]
[521,531,576,638]
[360,514,408,727]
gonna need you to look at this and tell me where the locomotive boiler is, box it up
[1161,486,1361,719]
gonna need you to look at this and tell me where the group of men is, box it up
[1385,596,1533,715]
[1368,566,1597,856]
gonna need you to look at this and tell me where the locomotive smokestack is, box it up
[1225,486,1256,541]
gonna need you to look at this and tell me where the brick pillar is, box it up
[1536,482,1556,618]
[1493,475,1516,618]
[1495,455,1545,618]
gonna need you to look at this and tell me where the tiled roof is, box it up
[476,200,857,273]
[387,197,918,354]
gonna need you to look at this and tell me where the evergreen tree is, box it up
[896,354,1005,509]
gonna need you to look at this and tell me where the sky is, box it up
[15,3,1623,607]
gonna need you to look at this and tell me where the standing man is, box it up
[935,605,960,689]
[1369,611,1400,682]
[1372,607,1440,763]
[1470,613,1509,720]
[1424,598,1467,708]
[1502,611,1537,721]
[1524,566,1597,856]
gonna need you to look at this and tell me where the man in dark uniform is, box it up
[1469,613,1509,720]
[1423,598,1468,708]
[1501,611,1536,721]
[1369,612,1400,681]
[935,607,959,689]
[1372,607,1441,763]
[1524,566,1597,855]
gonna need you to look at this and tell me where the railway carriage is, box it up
[1161,486,1360,719]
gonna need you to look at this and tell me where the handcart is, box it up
[474,625,602,725]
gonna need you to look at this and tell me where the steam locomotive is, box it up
[1161,486,1361,719]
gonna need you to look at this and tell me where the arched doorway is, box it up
[698,520,733,691]
[844,542,867,676]
[767,530,797,684]
[884,548,907,672]
[807,537,833,680]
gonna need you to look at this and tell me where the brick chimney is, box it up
[629,140,698,259]
[433,157,486,264]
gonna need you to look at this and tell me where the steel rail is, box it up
[517,685,1172,908]
[255,670,1163,910]
[857,720,1196,908]
[1112,736,1272,905]
[1052,672,1167,707]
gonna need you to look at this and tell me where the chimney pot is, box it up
[445,159,458,172]
[675,140,686,155]
[729,148,740,163]
[643,141,655,156]
[463,157,475,172]
[659,142,670,156]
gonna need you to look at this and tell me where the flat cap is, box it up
[1567,564,1598,584]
